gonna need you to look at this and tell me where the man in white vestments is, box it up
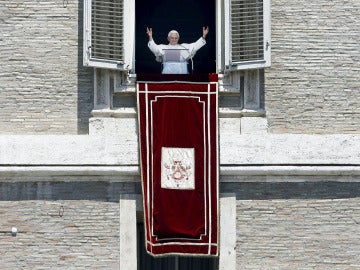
[146,27,209,74]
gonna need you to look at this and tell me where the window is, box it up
[137,223,218,270]
[224,0,271,70]
[84,0,270,73]
[83,0,135,70]
[135,0,216,74]
[119,195,236,270]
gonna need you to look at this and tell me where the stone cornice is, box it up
[0,134,359,166]
[1,165,360,182]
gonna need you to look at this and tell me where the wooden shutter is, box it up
[225,0,271,70]
[83,0,134,70]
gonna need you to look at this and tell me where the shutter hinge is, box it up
[266,41,270,51]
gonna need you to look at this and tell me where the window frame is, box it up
[83,0,270,72]
[119,194,236,270]
[83,0,135,71]
[223,0,271,71]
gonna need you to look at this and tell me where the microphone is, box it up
[180,45,194,74]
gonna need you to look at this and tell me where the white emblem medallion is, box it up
[161,147,195,190]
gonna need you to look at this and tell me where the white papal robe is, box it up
[148,37,206,74]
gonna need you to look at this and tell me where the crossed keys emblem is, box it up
[161,147,195,189]
[164,160,192,181]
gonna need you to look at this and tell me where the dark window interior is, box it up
[135,0,216,74]
[137,223,218,270]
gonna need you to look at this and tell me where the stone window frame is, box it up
[119,194,236,270]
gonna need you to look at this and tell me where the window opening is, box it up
[137,223,218,270]
[135,0,216,74]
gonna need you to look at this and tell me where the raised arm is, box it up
[146,27,153,41]
[146,27,164,62]
[202,26,209,39]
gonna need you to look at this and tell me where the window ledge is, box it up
[91,107,265,118]
[92,108,137,118]
[219,108,266,118]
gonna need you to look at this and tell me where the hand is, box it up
[202,26,209,39]
[146,27,153,40]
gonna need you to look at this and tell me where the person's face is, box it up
[168,34,179,45]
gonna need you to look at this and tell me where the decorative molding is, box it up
[91,108,137,118]
[1,165,360,182]
[114,71,136,93]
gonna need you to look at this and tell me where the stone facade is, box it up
[266,0,360,133]
[0,0,93,134]
[236,197,360,269]
[0,0,359,269]
[0,198,120,269]
[0,134,359,269]
[0,0,358,134]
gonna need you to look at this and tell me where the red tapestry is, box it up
[137,74,219,256]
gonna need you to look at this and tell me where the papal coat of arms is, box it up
[161,147,195,189]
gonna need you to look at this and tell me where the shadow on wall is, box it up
[221,182,360,200]
[77,0,94,134]
[1,181,360,201]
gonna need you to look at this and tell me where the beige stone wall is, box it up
[0,0,359,268]
[237,197,360,269]
[0,181,139,269]
[1,180,360,269]
[0,0,93,134]
[266,0,360,133]
[0,200,120,269]
[0,0,359,134]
